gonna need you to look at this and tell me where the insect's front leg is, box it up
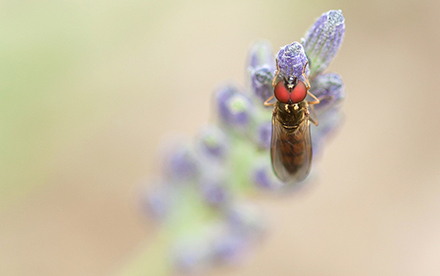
[272,59,281,87]
[307,91,320,106]
[264,95,275,106]
[302,61,311,90]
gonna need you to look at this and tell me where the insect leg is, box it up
[307,91,320,106]
[272,59,280,87]
[302,61,311,90]
[309,104,319,126]
[264,95,275,106]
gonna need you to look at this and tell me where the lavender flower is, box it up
[311,109,344,159]
[162,142,199,180]
[303,10,345,78]
[255,121,272,150]
[250,66,274,102]
[199,177,230,206]
[248,40,276,102]
[143,182,171,220]
[195,125,229,160]
[248,40,275,68]
[311,73,345,117]
[216,85,254,129]
[251,158,284,191]
[276,42,310,83]
[139,10,346,275]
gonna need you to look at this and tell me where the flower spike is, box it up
[303,10,345,77]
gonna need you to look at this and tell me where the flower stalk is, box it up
[123,9,346,275]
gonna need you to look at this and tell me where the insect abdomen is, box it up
[270,101,312,183]
[278,126,310,176]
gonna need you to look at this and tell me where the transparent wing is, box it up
[270,117,312,183]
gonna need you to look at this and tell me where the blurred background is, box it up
[1,0,440,275]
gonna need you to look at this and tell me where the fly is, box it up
[264,60,320,183]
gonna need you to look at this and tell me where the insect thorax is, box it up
[275,100,309,129]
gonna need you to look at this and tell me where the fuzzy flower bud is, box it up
[311,109,343,158]
[199,178,230,206]
[310,73,345,116]
[195,125,229,160]
[251,159,284,191]
[163,143,199,180]
[248,41,276,102]
[250,66,274,102]
[303,10,345,77]
[143,184,171,220]
[212,232,248,264]
[255,121,272,150]
[276,42,310,83]
[247,40,275,69]
[216,85,254,128]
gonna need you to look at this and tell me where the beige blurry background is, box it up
[1,0,440,275]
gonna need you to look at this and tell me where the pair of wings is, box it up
[270,116,312,183]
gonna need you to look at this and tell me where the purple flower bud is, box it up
[311,109,343,158]
[226,203,266,238]
[310,73,345,117]
[216,84,235,120]
[195,125,229,160]
[213,232,248,264]
[303,10,345,77]
[163,142,198,180]
[247,40,275,68]
[276,42,310,83]
[142,178,178,221]
[255,121,272,150]
[200,178,229,206]
[250,66,274,102]
[226,94,253,125]
[215,85,254,127]
[247,41,276,102]
[251,159,284,191]
[144,185,169,220]
[173,239,213,273]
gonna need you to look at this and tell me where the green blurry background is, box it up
[1,0,440,275]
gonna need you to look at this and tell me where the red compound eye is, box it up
[290,81,307,103]
[274,81,289,103]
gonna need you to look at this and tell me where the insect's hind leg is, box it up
[308,104,318,126]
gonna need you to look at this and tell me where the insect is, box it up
[264,60,320,183]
